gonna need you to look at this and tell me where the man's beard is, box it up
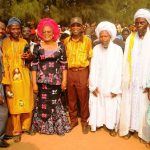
[102,42,109,49]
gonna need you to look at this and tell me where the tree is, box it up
[10,0,41,24]
[0,0,150,25]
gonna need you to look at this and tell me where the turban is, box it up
[37,18,60,41]
[134,8,150,24]
[95,21,116,40]
[8,17,21,26]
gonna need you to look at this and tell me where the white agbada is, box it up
[119,8,150,141]
[88,41,123,131]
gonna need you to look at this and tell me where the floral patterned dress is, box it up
[31,42,70,135]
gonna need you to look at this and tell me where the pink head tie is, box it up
[37,18,60,41]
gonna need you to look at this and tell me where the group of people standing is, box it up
[0,7,150,148]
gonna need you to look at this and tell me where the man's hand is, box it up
[61,80,67,91]
[0,95,4,105]
[5,85,13,98]
[143,88,150,100]
[33,83,38,94]
[143,88,149,93]
[87,78,89,87]
[111,92,117,98]
[147,89,150,100]
[92,87,99,97]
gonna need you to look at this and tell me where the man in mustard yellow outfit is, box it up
[2,17,34,142]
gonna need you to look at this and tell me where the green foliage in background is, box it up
[0,0,150,26]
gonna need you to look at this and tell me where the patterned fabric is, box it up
[31,42,67,85]
[32,84,70,135]
[64,35,92,68]
[31,42,70,135]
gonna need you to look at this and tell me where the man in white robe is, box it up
[119,8,150,143]
[88,21,123,136]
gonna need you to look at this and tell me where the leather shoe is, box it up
[82,125,89,134]
[70,122,78,130]
[0,140,9,148]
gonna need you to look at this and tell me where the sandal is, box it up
[13,135,21,143]
[145,143,150,148]
[139,138,150,148]
[29,130,36,136]
[109,129,117,137]
[139,138,145,143]
[123,131,134,139]
[22,130,36,136]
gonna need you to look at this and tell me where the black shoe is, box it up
[0,140,10,148]
[3,134,13,140]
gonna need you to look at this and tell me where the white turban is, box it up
[95,21,116,40]
[134,8,150,24]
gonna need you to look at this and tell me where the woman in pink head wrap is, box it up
[31,18,70,135]
[37,18,60,41]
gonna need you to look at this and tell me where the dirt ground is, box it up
[3,123,149,150]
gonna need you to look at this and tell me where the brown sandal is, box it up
[109,129,117,137]
[13,135,21,143]
[139,138,145,143]
[139,138,150,148]
[123,131,134,139]
[145,143,150,148]
[22,130,36,136]
[29,130,36,136]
